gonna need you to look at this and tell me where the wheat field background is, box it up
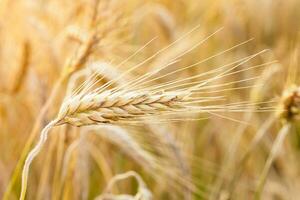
[0,0,299,199]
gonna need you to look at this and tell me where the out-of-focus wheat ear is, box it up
[57,125,157,193]
[277,86,300,122]
[85,125,158,170]
[95,171,152,200]
[73,122,194,197]
[58,134,90,200]
[87,142,114,184]
[10,41,30,94]
[91,125,198,197]
[133,3,176,41]
[146,124,192,199]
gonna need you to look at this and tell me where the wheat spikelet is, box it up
[56,90,190,126]
[10,40,30,94]
[277,86,300,121]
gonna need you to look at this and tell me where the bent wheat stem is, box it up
[20,120,58,200]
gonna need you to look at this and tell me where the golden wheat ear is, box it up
[54,51,275,127]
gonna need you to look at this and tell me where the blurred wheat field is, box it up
[0,0,299,199]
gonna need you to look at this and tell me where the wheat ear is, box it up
[56,90,190,126]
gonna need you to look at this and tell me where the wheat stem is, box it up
[20,120,58,200]
[254,123,291,200]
